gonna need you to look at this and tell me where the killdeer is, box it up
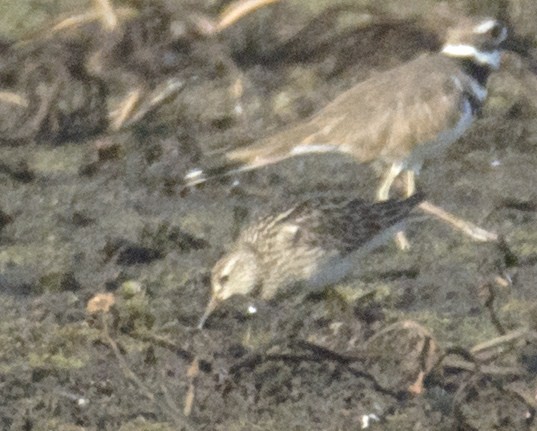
[198,192,423,328]
[185,17,506,246]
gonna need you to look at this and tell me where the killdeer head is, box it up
[441,18,507,70]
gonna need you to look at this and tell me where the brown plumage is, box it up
[226,55,474,168]
[185,17,506,204]
[198,192,424,328]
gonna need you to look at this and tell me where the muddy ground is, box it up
[1,0,537,430]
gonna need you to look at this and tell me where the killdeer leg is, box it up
[394,170,415,250]
[393,170,497,244]
[404,170,416,196]
[376,163,411,250]
[377,162,403,201]
[418,201,498,242]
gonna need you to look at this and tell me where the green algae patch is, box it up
[38,272,80,293]
[507,227,537,261]
[0,0,82,39]
[115,281,156,332]
[0,319,100,374]
[26,323,97,370]
[402,309,501,348]
[29,145,90,176]
[28,351,86,370]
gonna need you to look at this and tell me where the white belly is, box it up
[407,98,474,169]
[308,255,354,289]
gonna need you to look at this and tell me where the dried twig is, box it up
[100,314,156,402]
[99,315,191,428]
[93,0,119,31]
[216,0,281,32]
[0,91,29,107]
[120,79,185,130]
[109,89,142,131]
[442,357,524,376]
[471,328,535,355]
[481,281,506,335]
[184,358,200,416]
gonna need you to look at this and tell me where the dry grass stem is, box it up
[120,79,185,129]
[471,329,536,355]
[93,0,119,31]
[100,314,156,402]
[48,7,136,35]
[109,89,142,131]
[216,0,281,32]
[418,200,498,242]
[0,91,29,107]
[184,358,200,417]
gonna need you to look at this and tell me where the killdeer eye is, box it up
[488,23,503,39]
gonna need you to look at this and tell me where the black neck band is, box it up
[459,58,492,86]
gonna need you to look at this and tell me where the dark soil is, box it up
[1,1,537,430]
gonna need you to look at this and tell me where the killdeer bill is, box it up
[185,17,506,246]
[198,192,423,329]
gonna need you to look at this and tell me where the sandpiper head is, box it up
[442,18,507,69]
[197,247,260,329]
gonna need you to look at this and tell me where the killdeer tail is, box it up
[183,160,250,187]
[183,138,293,187]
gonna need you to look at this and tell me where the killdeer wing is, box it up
[227,54,475,170]
[184,17,504,187]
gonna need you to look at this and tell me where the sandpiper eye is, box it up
[219,274,229,285]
